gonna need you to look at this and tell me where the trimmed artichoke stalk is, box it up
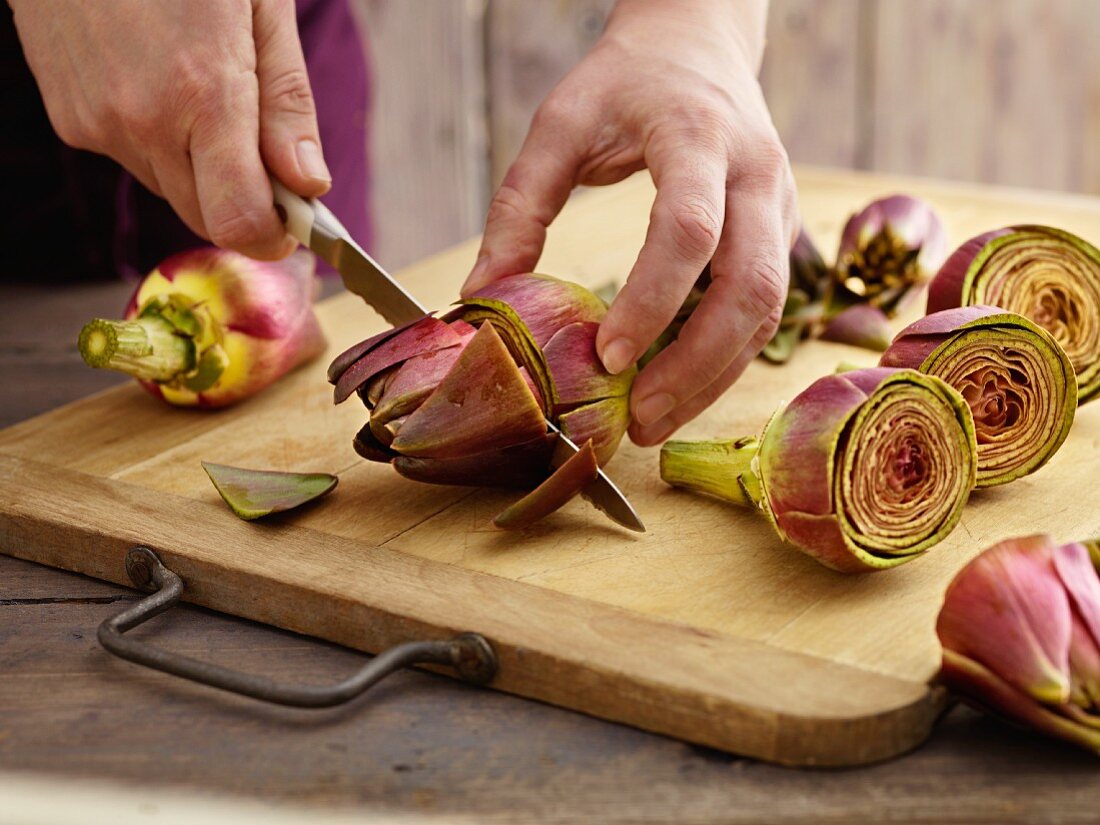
[328,273,635,529]
[927,225,1100,403]
[831,195,947,317]
[936,534,1100,755]
[881,307,1077,487]
[661,368,977,573]
[78,248,326,408]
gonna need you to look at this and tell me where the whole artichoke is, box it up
[328,273,636,528]
[660,368,978,572]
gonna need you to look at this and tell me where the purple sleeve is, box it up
[297,0,372,253]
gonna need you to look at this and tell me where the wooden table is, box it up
[2,170,1099,823]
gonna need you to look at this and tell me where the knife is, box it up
[271,180,645,533]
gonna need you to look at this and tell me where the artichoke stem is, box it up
[78,317,195,382]
[660,437,763,509]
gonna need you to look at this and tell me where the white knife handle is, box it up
[270,178,317,247]
[271,177,351,247]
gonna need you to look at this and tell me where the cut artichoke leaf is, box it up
[459,274,608,347]
[373,343,468,421]
[353,423,396,462]
[558,395,630,466]
[333,316,464,404]
[327,313,432,383]
[493,440,599,530]
[453,304,552,408]
[181,343,230,392]
[393,433,557,489]
[202,461,337,521]
[390,322,547,459]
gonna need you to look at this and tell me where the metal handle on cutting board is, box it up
[97,547,498,708]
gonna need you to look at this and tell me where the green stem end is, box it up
[659,436,764,509]
[78,317,196,382]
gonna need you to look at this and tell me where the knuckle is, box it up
[744,258,788,326]
[207,206,272,252]
[531,94,573,132]
[486,181,531,225]
[663,196,722,259]
[673,105,733,151]
[111,90,162,142]
[757,138,791,173]
[170,59,227,123]
[264,67,315,115]
[737,135,791,189]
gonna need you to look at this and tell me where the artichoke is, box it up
[660,368,977,572]
[78,248,326,407]
[937,533,1100,755]
[831,194,947,317]
[328,273,635,528]
[927,226,1100,403]
[881,307,1077,487]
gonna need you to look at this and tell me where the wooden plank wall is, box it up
[352,0,1100,268]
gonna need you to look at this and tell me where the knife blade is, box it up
[271,180,645,533]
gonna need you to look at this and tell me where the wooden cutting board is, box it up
[1,168,1098,767]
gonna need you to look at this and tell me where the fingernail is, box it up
[462,255,491,295]
[600,337,636,375]
[296,139,331,184]
[633,392,676,427]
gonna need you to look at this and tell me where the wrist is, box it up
[606,0,768,73]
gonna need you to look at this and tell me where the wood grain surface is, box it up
[3,167,1100,817]
[2,168,1099,772]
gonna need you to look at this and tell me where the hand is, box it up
[9,0,330,260]
[462,0,798,446]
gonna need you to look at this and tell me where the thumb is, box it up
[462,121,578,296]
[254,0,330,196]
